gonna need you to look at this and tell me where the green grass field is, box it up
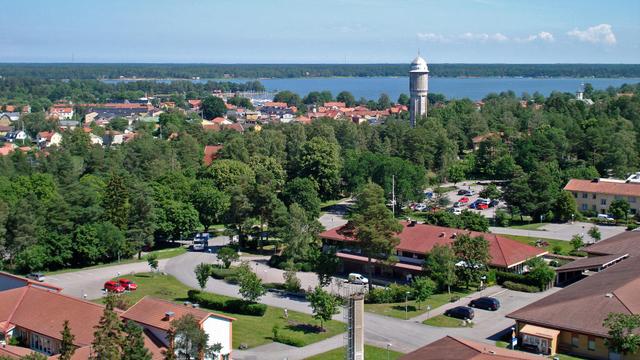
[364,290,470,319]
[501,234,574,255]
[46,246,187,275]
[110,273,345,349]
[422,314,470,328]
[508,222,548,230]
[305,344,403,360]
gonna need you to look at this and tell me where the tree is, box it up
[377,93,392,109]
[306,286,340,330]
[190,181,229,231]
[206,159,255,191]
[589,226,602,242]
[555,191,577,222]
[217,247,239,269]
[171,314,222,360]
[397,93,410,106]
[412,276,436,310]
[194,263,211,290]
[604,313,640,356]
[525,257,556,290]
[91,294,123,360]
[609,199,631,221]
[453,235,490,288]
[103,173,130,231]
[423,244,457,294]
[122,321,152,360]
[479,184,501,200]
[336,91,356,107]
[59,320,76,360]
[283,264,301,293]
[315,248,341,287]
[162,327,177,360]
[146,253,159,272]
[201,96,226,119]
[352,183,402,290]
[281,204,322,263]
[282,177,321,220]
[297,137,342,200]
[237,262,266,303]
[570,234,584,250]
[273,90,302,107]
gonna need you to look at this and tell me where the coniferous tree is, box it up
[102,173,130,231]
[162,328,177,360]
[122,321,152,360]
[91,294,123,360]
[59,320,76,360]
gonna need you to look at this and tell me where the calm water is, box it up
[105,77,640,101]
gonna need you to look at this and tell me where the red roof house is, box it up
[203,145,223,166]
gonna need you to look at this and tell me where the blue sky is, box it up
[2,0,638,63]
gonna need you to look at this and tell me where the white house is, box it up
[36,131,62,147]
[89,133,103,146]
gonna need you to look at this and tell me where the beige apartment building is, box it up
[564,178,640,215]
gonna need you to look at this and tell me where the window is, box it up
[572,334,580,348]
[581,204,588,211]
[588,337,596,351]
[629,197,637,203]
[573,192,578,198]
[592,193,597,199]
[582,193,588,199]
[601,199,607,205]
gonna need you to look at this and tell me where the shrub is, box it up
[485,269,497,285]
[503,281,540,293]
[450,295,460,302]
[210,266,240,280]
[187,290,267,316]
[552,245,563,254]
[495,271,536,286]
[365,283,413,304]
[273,333,306,347]
[627,224,638,231]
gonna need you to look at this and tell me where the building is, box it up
[409,55,429,128]
[400,336,542,360]
[320,221,547,280]
[204,145,223,166]
[0,273,234,360]
[564,178,640,215]
[36,131,62,147]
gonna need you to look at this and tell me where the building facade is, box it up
[409,55,429,128]
[564,178,640,215]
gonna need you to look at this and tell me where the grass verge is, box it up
[110,273,345,349]
[364,290,471,320]
[422,314,471,328]
[508,222,548,230]
[305,344,403,360]
[501,234,574,256]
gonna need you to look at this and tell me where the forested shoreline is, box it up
[1,63,640,80]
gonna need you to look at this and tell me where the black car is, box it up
[489,199,499,208]
[469,296,500,311]
[444,306,475,320]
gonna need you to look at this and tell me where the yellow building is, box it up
[564,178,640,215]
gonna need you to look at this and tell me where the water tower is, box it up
[409,54,429,128]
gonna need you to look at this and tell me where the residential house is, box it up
[48,107,74,120]
[212,117,233,125]
[58,120,80,130]
[471,132,503,151]
[102,130,124,146]
[564,178,640,215]
[400,335,542,360]
[4,130,28,143]
[0,143,15,156]
[204,145,223,166]
[0,112,20,124]
[0,125,12,137]
[36,131,62,147]
[507,252,640,359]
[188,99,202,111]
[320,221,547,281]
[323,102,346,110]
[89,133,103,146]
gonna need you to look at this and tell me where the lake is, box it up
[104,77,640,101]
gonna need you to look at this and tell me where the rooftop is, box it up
[400,336,541,360]
[564,178,640,197]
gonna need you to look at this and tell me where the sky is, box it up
[1,0,639,63]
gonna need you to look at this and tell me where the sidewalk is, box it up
[409,285,503,322]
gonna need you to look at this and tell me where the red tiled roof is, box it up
[0,143,14,156]
[0,344,38,359]
[212,117,227,124]
[583,231,640,257]
[224,123,244,133]
[320,221,546,268]
[0,271,62,292]
[122,297,234,332]
[263,102,287,108]
[400,336,542,360]
[203,145,223,166]
[324,102,346,108]
[203,123,221,132]
[564,179,640,197]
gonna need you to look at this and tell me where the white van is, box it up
[348,273,369,285]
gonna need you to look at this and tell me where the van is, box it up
[597,214,614,221]
[348,273,369,285]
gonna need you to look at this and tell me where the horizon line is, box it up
[0,62,639,66]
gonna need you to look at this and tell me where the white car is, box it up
[348,273,369,285]
[449,207,462,215]
[414,203,427,212]
[26,273,46,282]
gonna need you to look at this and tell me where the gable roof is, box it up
[0,271,62,292]
[507,257,640,337]
[400,336,541,360]
[121,296,234,332]
[320,221,546,268]
[583,231,640,257]
[203,145,223,166]
[564,178,640,197]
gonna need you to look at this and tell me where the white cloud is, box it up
[417,32,508,43]
[491,33,509,42]
[515,31,555,43]
[567,24,616,45]
[416,32,449,43]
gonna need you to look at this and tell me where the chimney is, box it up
[164,311,175,321]
[605,293,614,298]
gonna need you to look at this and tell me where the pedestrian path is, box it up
[234,334,344,360]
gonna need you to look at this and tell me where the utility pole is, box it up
[392,175,396,217]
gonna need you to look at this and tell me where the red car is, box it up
[476,203,489,210]
[104,280,125,293]
[459,197,470,203]
[118,279,138,291]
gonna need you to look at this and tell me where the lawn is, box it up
[508,222,548,230]
[422,314,471,328]
[501,234,575,256]
[305,344,403,360]
[46,246,187,275]
[364,290,471,319]
[110,273,345,349]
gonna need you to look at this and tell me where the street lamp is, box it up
[405,291,410,320]
[386,343,392,360]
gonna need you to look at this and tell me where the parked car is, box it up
[414,203,427,212]
[457,189,475,196]
[444,306,475,320]
[448,207,463,215]
[597,214,615,221]
[459,197,470,203]
[469,297,500,311]
[489,199,500,208]
[477,203,489,210]
[476,198,491,205]
[348,273,369,285]
[104,280,126,293]
[468,202,477,209]
[118,278,138,291]
[453,201,463,208]
[26,273,46,282]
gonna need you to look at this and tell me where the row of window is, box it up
[571,333,596,351]
[574,192,637,203]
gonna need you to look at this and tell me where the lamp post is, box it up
[405,291,410,320]
[386,343,392,360]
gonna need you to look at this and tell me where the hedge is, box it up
[210,266,239,280]
[187,290,267,316]
[365,284,413,304]
[495,271,538,287]
[503,281,540,293]
[273,333,306,347]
